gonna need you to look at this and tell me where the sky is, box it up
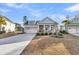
[0,3,79,25]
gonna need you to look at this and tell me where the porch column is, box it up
[51,25,53,33]
[55,25,58,33]
[49,25,51,33]
[43,25,45,32]
[38,25,39,32]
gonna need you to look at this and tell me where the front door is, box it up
[39,25,44,32]
[45,25,50,32]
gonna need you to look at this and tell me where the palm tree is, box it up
[0,16,6,31]
[23,16,28,25]
[62,20,71,31]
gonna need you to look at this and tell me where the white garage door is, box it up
[68,29,78,33]
[24,27,38,34]
[68,29,75,33]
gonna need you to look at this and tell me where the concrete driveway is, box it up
[0,34,35,45]
[0,29,37,55]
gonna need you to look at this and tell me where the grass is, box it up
[21,34,79,55]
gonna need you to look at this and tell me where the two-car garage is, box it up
[24,25,38,34]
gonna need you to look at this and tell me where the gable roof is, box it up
[67,16,79,26]
[68,16,79,24]
[0,15,15,24]
[38,17,58,24]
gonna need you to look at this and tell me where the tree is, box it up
[62,20,71,31]
[0,16,6,31]
[23,16,28,25]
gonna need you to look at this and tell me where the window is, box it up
[45,25,49,30]
[39,25,44,32]
[51,25,54,30]
[2,27,5,31]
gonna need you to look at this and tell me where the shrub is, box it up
[0,31,5,34]
[2,31,5,33]
[49,33,52,35]
[63,30,68,34]
[41,32,44,35]
[37,32,51,36]
[57,32,63,38]
[37,33,40,35]
[45,32,48,35]
[58,33,63,36]
[0,31,3,34]
[15,27,21,31]
[59,30,68,34]
[54,33,56,35]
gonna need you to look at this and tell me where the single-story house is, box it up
[24,17,58,33]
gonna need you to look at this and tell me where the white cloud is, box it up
[4,3,26,9]
[27,7,66,24]
[30,10,42,17]
[27,8,44,18]
[2,4,54,18]
[49,14,66,25]
[65,4,79,12]
[0,8,11,13]
[51,14,66,20]
[0,3,27,15]
[27,7,54,18]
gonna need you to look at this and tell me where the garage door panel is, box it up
[24,27,38,34]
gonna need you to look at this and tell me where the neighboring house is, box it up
[15,23,24,33]
[60,25,65,31]
[24,17,58,33]
[0,15,23,33]
[63,16,79,33]
[15,23,22,31]
[0,15,15,33]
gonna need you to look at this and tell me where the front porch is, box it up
[38,24,58,33]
